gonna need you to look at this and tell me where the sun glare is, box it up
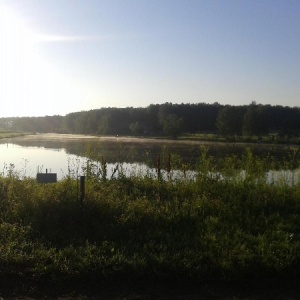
[0,6,29,116]
[0,5,86,117]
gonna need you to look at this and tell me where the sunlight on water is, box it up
[0,143,153,180]
[0,143,79,179]
[0,142,299,185]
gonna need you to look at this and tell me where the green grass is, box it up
[0,131,26,139]
[0,149,300,297]
[181,133,300,145]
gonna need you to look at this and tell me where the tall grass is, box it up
[0,148,299,287]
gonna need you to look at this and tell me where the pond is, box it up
[0,134,299,184]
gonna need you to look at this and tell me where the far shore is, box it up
[1,132,300,148]
[2,132,216,145]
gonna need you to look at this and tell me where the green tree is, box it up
[162,114,183,138]
[129,121,141,135]
[216,105,245,135]
[216,106,246,135]
[243,103,268,136]
[97,114,111,135]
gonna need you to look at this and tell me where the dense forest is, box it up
[1,102,300,138]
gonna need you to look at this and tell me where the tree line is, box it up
[1,102,300,138]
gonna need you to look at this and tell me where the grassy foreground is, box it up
[0,150,300,298]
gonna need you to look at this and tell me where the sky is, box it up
[0,0,300,117]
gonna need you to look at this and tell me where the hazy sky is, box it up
[0,0,299,117]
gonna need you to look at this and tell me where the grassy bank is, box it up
[0,149,300,298]
[180,133,300,145]
[0,131,26,139]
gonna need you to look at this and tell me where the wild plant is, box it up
[81,156,107,182]
[66,157,81,179]
[195,146,218,190]
[219,154,240,182]
[2,163,19,178]
[287,147,300,169]
[243,147,260,179]
[0,146,300,286]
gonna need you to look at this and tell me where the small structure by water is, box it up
[36,169,57,183]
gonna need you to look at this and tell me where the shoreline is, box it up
[1,132,219,145]
[2,132,300,148]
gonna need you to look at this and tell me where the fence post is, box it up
[157,155,161,181]
[80,176,85,206]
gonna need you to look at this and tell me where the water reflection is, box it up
[0,143,79,179]
[3,138,299,162]
[0,138,299,184]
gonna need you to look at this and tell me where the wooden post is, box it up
[157,155,161,180]
[167,153,171,179]
[80,176,85,206]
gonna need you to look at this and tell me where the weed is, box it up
[0,148,299,286]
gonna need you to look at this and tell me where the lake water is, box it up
[0,142,78,179]
[0,135,299,184]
